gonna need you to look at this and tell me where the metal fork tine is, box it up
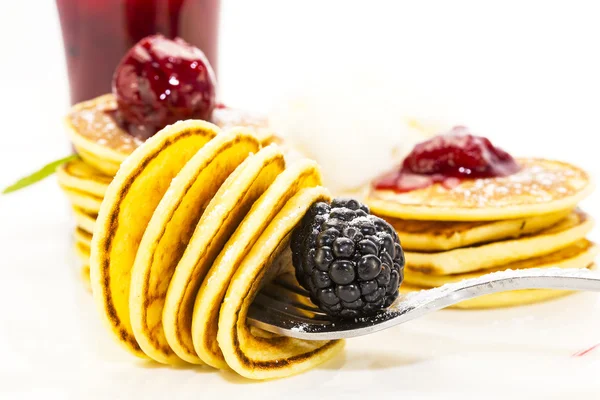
[272,275,311,297]
[252,293,331,323]
[262,282,324,314]
[254,291,331,321]
[248,301,330,333]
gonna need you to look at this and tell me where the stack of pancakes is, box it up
[87,119,342,378]
[57,95,281,287]
[366,159,596,308]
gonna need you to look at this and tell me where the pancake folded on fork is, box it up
[86,121,343,378]
[90,120,219,358]
[128,129,262,364]
[217,186,344,380]
[191,159,322,369]
[161,144,285,364]
[60,93,292,294]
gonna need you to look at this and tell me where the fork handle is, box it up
[249,267,600,341]
[394,267,600,319]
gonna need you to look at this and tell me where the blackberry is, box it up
[290,198,405,319]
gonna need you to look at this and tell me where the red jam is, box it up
[373,127,521,193]
[112,35,217,140]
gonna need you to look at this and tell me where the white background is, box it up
[0,1,599,398]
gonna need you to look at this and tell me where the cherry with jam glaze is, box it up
[374,126,521,193]
[112,34,216,140]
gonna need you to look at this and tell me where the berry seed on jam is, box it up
[373,126,521,193]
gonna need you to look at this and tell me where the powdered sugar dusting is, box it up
[68,95,142,154]
[372,158,590,208]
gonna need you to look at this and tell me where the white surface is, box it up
[1,1,600,398]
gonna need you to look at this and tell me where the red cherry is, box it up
[402,126,519,178]
[112,34,216,140]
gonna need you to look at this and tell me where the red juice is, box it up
[56,0,220,104]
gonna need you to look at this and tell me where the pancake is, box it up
[75,147,122,177]
[81,265,91,292]
[367,158,593,221]
[162,145,284,364]
[386,209,570,251]
[404,239,598,287]
[74,227,92,248]
[90,120,219,358]
[73,208,96,235]
[62,187,103,214]
[128,130,262,365]
[191,159,322,369]
[218,186,344,380]
[65,94,138,176]
[405,210,593,275]
[66,94,279,176]
[75,238,91,264]
[56,158,112,198]
[74,232,93,292]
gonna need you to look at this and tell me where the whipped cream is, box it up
[268,64,459,195]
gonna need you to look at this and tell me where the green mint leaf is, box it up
[2,154,80,195]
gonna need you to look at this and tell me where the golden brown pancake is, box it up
[74,231,93,292]
[385,209,570,251]
[74,227,92,248]
[128,132,264,365]
[218,186,344,380]
[80,265,92,292]
[72,208,96,235]
[405,210,593,275]
[191,159,322,369]
[367,158,593,221]
[404,239,598,287]
[65,95,137,175]
[65,94,278,176]
[61,187,103,214]
[56,158,112,197]
[162,145,283,364]
[74,238,91,264]
[90,120,219,358]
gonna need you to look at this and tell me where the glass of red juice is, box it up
[56,0,220,105]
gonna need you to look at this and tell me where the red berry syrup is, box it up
[373,127,521,193]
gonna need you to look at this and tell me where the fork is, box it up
[248,267,600,340]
